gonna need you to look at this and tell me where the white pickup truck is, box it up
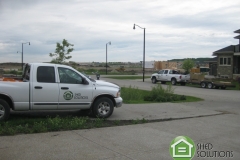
[151,69,190,85]
[0,63,122,121]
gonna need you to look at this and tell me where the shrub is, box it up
[143,84,186,102]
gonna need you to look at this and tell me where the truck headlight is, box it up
[116,90,121,97]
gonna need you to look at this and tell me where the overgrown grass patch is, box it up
[0,116,151,136]
[121,84,203,104]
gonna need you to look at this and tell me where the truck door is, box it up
[157,70,164,80]
[162,70,169,81]
[31,66,59,110]
[167,70,173,81]
[57,67,93,109]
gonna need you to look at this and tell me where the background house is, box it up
[212,44,240,79]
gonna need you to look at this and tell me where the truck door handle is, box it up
[35,86,42,89]
[61,87,69,90]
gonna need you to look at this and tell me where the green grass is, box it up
[0,116,150,136]
[121,85,203,104]
[105,76,151,79]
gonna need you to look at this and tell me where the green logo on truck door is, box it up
[63,91,73,100]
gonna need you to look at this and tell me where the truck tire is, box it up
[171,78,177,85]
[0,99,10,121]
[221,86,226,90]
[207,82,213,89]
[200,82,206,88]
[92,97,114,118]
[152,77,157,84]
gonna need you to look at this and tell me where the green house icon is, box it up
[171,138,193,158]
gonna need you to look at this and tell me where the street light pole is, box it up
[21,42,30,71]
[106,41,111,75]
[133,24,146,82]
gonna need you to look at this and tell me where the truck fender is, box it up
[0,93,14,110]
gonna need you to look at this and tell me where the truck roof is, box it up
[28,63,70,68]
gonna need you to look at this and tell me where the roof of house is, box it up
[234,29,240,33]
[212,45,240,56]
[234,35,240,39]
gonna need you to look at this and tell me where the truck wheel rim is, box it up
[98,102,110,116]
[0,104,5,118]
[208,83,212,88]
[152,78,155,83]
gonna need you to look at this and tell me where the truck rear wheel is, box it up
[171,78,177,85]
[0,99,10,121]
[92,97,114,118]
[221,86,226,89]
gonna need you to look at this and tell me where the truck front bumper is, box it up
[114,97,123,108]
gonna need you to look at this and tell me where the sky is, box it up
[0,0,240,63]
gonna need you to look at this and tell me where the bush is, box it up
[121,86,147,103]
[143,84,186,102]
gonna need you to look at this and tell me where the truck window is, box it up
[37,66,55,83]
[164,70,168,74]
[58,67,83,84]
[158,70,164,74]
[23,64,31,81]
[173,70,179,74]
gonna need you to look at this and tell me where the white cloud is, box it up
[0,0,240,63]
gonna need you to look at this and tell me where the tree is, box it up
[182,59,195,74]
[49,39,74,64]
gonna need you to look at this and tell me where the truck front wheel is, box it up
[92,97,114,118]
[152,77,157,84]
[0,99,10,121]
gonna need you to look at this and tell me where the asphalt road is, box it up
[1,77,240,160]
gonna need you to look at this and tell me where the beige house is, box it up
[154,61,181,70]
